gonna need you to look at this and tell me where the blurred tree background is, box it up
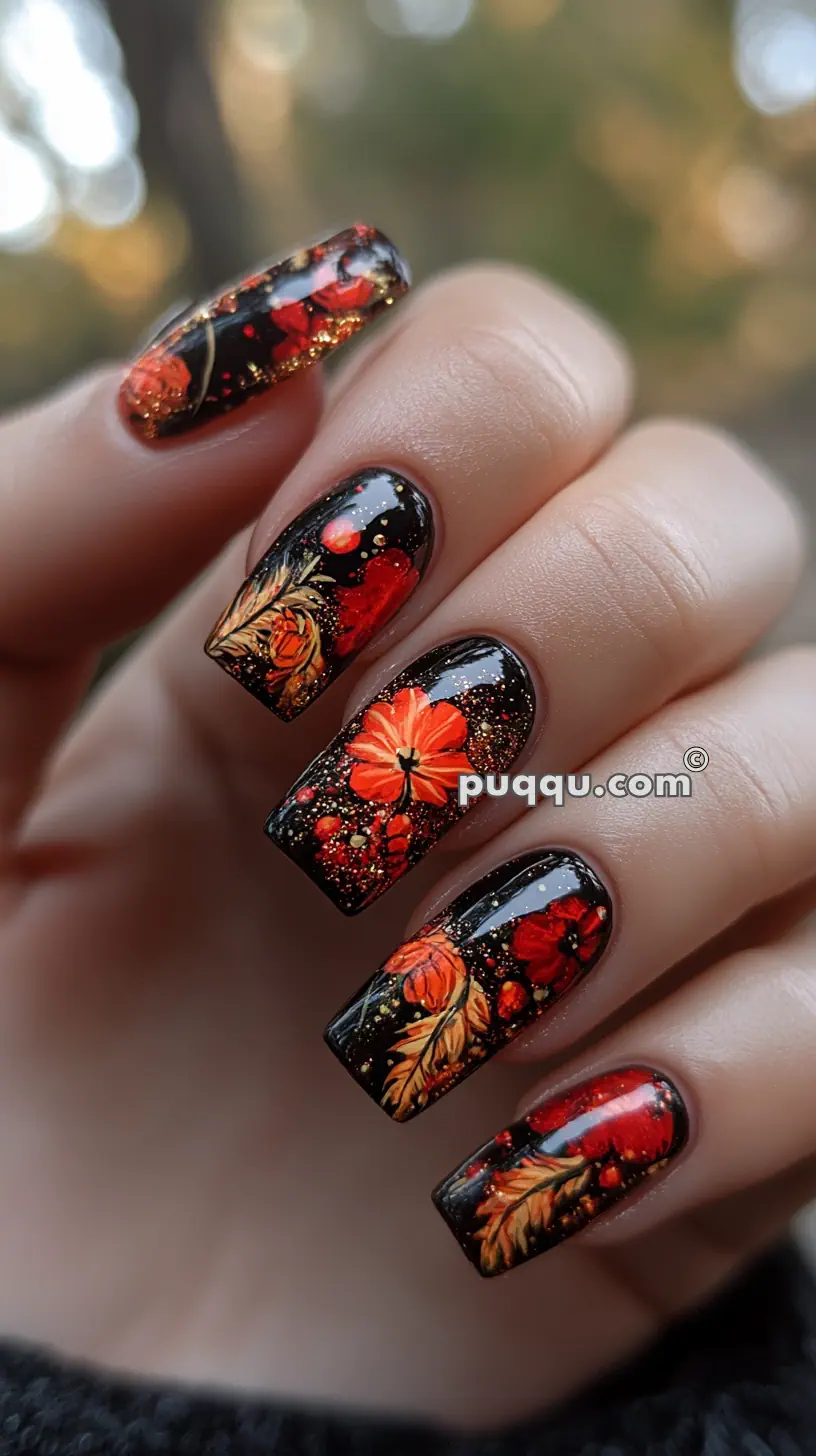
[0,0,814,633]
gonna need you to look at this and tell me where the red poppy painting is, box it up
[334,550,419,657]
[511,894,609,994]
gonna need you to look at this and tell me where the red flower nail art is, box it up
[334,550,420,657]
[433,1067,688,1276]
[511,894,609,994]
[527,1066,677,1164]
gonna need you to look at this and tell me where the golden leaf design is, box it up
[382,969,491,1122]
[473,1153,591,1275]
[205,554,330,664]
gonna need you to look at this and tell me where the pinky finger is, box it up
[433,916,816,1278]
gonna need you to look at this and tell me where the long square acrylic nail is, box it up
[433,1067,688,1277]
[120,224,410,442]
[325,850,612,1120]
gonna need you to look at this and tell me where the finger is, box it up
[264,422,803,914]
[324,647,816,1119]
[0,359,321,836]
[432,913,816,1277]
[359,417,803,835]
[160,263,630,751]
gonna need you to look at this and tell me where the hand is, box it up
[0,226,813,1431]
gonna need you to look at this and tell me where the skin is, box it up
[0,264,814,1431]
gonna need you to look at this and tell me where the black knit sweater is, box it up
[1,1244,815,1455]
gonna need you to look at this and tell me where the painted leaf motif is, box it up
[205,554,330,662]
[474,1153,590,1274]
[382,972,490,1121]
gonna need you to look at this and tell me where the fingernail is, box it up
[205,471,433,721]
[265,637,537,914]
[120,223,410,442]
[433,1067,688,1277]
[325,850,612,1121]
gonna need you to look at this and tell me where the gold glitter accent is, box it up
[373,533,386,547]
[350,834,366,848]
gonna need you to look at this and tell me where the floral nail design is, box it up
[120,224,410,442]
[266,638,537,914]
[205,471,432,720]
[434,1068,688,1277]
[325,851,612,1120]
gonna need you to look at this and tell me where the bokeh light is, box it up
[36,71,138,170]
[0,0,143,252]
[0,0,815,429]
[734,0,816,115]
[0,124,59,248]
[366,0,474,42]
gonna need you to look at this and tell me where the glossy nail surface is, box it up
[120,224,410,441]
[434,1067,687,1278]
[326,851,612,1121]
[205,471,433,721]
[266,637,537,914]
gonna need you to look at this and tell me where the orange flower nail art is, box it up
[266,638,537,914]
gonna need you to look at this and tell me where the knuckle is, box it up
[669,653,816,881]
[455,320,592,444]
[624,417,805,554]
[414,264,630,440]
[563,490,718,676]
